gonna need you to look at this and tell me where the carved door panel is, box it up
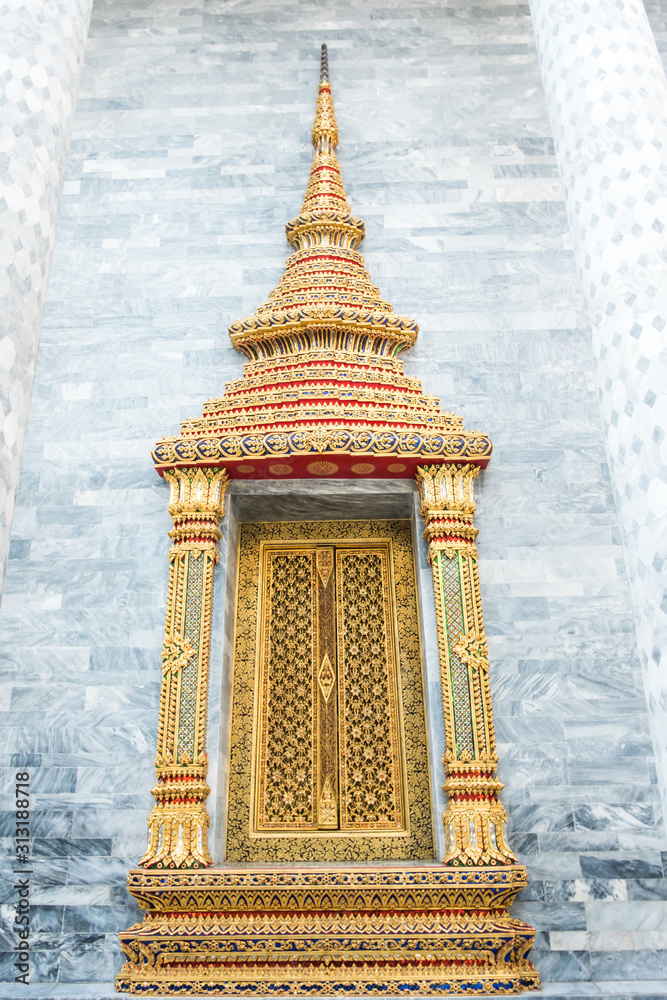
[336,547,403,831]
[255,542,404,834]
[255,547,319,831]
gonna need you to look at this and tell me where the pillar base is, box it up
[116,865,540,996]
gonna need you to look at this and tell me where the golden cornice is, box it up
[205,385,443,413]
[152,427,493,474]
[123,864,531,911]
[229,312,418,355]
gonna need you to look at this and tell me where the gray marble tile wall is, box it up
[0,0,94,599]
[645,0,667,59]
[0,0,666,996]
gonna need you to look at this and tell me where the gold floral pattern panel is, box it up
[255,549,318,830]
[336,547,404,831]
[227,519,434,863]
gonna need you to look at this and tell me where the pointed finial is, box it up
[228,44,419,355]
[312,44,338,149]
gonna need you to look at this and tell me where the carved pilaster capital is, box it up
[415,463,480,560]
[164,467,229,557]
[141,768,212,869]
[440,756,516,864]
[442,757,502,798]
[165,466,229,516]
[416,462,480,514]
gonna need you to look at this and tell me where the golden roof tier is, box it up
[152,46,491,479]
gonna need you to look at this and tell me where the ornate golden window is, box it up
[226,518,434,863]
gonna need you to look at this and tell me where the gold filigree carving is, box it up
[253,537,409,839]
[336,547,403,831]
[228,519,433,862]
[317,653,335,703]
[316,545,338,830]
[256,549,318,831]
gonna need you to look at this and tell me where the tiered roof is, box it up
[153,46,491,479]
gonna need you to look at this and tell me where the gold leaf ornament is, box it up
[161,635,195,677]
[452,631,489,673]
[317,653,336,703]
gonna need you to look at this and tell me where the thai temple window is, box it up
[226,518,434,863]
[116,45,541,994]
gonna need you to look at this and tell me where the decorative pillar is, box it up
[416,464,515,867]
[528,0,667,821]
[0,0,93,597]
[140,466,229,870]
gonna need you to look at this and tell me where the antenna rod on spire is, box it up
[312,43,338,150]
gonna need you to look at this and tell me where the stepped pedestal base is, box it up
[116,865,540,996]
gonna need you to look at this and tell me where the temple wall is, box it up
[0,0,666,995]
[529,0,667,859]
[0,0,94,597]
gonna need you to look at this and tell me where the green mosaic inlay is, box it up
[177,552,204,763]
[439,552,474,759]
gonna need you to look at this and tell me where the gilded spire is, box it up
[228,46,418,356]
[289,45,358,244]
[154,46,492,482]
[311,44,339,150]
[302,70,347,215]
